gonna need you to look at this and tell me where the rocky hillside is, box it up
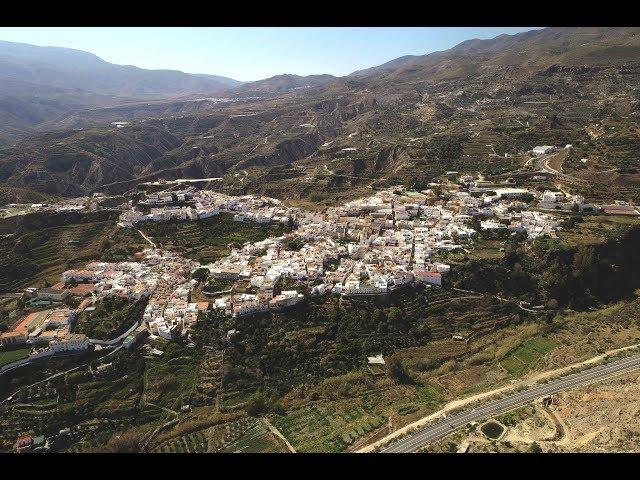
[1,27,639,203]
[0,124,182,197]
[234,74,337,96]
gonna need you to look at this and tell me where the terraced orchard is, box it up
[151,418,289,453]
[221,419,290,453]
[0,220,115,293]
[137,213,292,264]
[0,211,146,293]
[270,403,386,453]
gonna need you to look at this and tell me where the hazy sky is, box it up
[0,27,539,81]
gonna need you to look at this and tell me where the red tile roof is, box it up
[414,270,441,277]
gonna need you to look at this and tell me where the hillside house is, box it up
[413,270,442,286]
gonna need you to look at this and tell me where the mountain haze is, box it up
[0,39,241,144]
[0,40,241,97]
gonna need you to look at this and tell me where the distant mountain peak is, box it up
[0,39,241,98]
[234,73,337,95]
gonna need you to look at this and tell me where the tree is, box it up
[16,296,26,310]
[282,236,305,251]
[386,355,413,384]
[563,216,581,229]
[469,216,482,234]
[530,442,543,453]
[286,216,295,230]
[246,391,269,416]
[546,298,559,310]
[572,245,596,288]
[387,307,405,330]
[191,267,209,283]
[100,237,114,252]
[540,259,568,305]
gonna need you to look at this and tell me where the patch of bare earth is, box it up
[431,370,640,453]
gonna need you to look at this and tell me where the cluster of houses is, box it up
[201,185,560,316]
[2,192,128,219]
[537,190,639,216]
[108,183,561,318]
[0,308,89,353]
[201,188,465,315]
[531,145,558,156]
[211,290,306,317]
[63,249,208,341]
[118,189,295,227]
[2,179,580,353]
[1,247,208,360]
[13,434,47,453]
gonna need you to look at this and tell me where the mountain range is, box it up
[0,27,639,205]
[0,40,243,144]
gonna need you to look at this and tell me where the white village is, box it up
[3,169,571,354]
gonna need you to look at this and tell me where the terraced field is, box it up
[0,221,114,293]
[221,419,290,453]
[0,350,146,451]
[138,213,292,264]
[462,135,498,157]
[153,429,211,453]
[192,348,223,406]
[219,388,261,411]
[558,215,640,247]
[270,403,386,452]
[143,345,202,410]
[419,289,517,341]
[0,212,147,294]
[150,417,288,453]
[74,296,145,341]
[500,337,557,378]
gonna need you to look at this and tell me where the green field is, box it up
[500,337,556,378]
[138,213,292,264]
[222,420,289,453]
[152,417,256,453]
[143,342,203,410]
[0,348,30,366]
[467,239,505,260]
[496,405,534,426]
[270,403,386,453]
[415,383,445,410]
[74,296,145,340]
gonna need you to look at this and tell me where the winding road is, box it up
[381,351,640,453]
[0,345,123,405]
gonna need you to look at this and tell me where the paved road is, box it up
[1,345,122,405]
[141,177,223,186]
[381,352,640,453]
[533,150,589,184]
